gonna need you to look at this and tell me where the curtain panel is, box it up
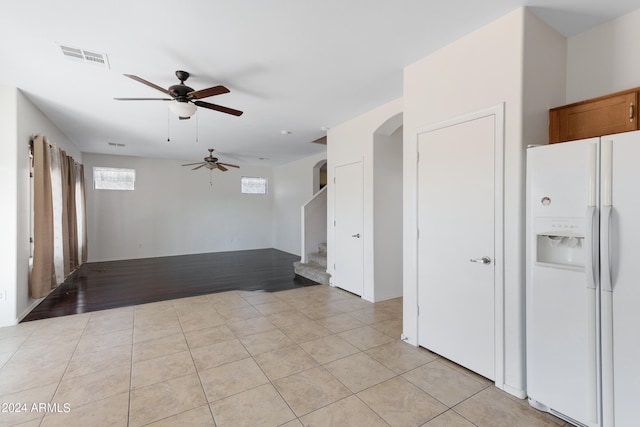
[30,135,87,299]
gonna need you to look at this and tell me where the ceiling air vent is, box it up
[107,142,125,148]
[59,44,110,69]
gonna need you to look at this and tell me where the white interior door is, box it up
[334,161,364,296]
[417,114,496,380]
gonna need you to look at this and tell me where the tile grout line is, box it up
[48,315,92,424]
[178,298,223,426]
[127,307,139,427]
[231,293,300,424]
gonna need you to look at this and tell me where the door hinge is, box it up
[333,263,336,270]
[417,228,419,239]
[417,152,420,163]
[417,305,420,316]
[334,220,336,226]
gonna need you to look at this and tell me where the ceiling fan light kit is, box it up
[168,100,197,118]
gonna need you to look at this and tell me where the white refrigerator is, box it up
[526,130,640,427]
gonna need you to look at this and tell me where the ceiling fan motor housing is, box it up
[169,70,193,101]
[169,84,194,101]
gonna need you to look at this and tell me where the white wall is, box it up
[373,125,403,300]
[566,7,640,103]
[272,152,327,256]
[327,98,403,302]
[84,153,274,262]
[0,87,80,326]
[402,8,566,397]
[0,86,19,326]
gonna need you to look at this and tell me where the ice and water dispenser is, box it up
[534,217,585,270]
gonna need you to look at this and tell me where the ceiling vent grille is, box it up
[107,142,125,148]
[59,44,110,69]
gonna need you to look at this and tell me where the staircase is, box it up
[294,242,331,285]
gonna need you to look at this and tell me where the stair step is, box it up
[318,242,327,254]
[306,251,327,268]
[293,261,331,285]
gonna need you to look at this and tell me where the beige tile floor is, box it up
[0,285,569,427]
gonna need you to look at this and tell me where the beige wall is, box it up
[0,86,19,326]
[84,153,275,262]
[402,7,566,396]
[566,7,640,103]
[0,88,80,326]
[327,98,402,302]
[272,152,327,256]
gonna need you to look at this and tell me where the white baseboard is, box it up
[0,302,42,328]
[16,297,44,324]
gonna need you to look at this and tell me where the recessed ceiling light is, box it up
[280,130,291,135]
[320,126,330,131]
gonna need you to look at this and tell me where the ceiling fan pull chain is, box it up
[167,109,171,143]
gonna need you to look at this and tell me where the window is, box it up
[241,176,267,194]
[93,167,135,190]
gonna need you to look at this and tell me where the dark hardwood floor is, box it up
[22,249,314,322]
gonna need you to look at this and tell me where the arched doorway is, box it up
[372,113,403,300]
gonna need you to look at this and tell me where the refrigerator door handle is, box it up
[585,206,599,424]
[584,206,598,290]
[601,205,613,292]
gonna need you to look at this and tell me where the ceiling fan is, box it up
[114,70,243,119]
[182,148,240,171]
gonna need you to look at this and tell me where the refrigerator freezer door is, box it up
[600,131,640,426]
[526,139,601,427]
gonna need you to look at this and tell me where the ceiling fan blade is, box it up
[217,164,228,172]
[124,74,171,95]
[113,97,173,101]
[194,100,243,116]
[218,162,240,168]
[182,162,205,166]
[192,164,207,170]
[187,85,230,100]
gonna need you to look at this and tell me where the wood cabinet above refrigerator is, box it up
[549,87,639,144]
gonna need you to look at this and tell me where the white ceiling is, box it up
[1,1,638,166]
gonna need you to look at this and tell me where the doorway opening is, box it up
[372,113,403,301]
[313,160,327,194]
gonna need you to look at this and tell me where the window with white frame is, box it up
[93,167,136,190]
[241,176,267,194]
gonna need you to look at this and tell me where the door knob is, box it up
[470,256,491,265]
[351,233,361,238]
